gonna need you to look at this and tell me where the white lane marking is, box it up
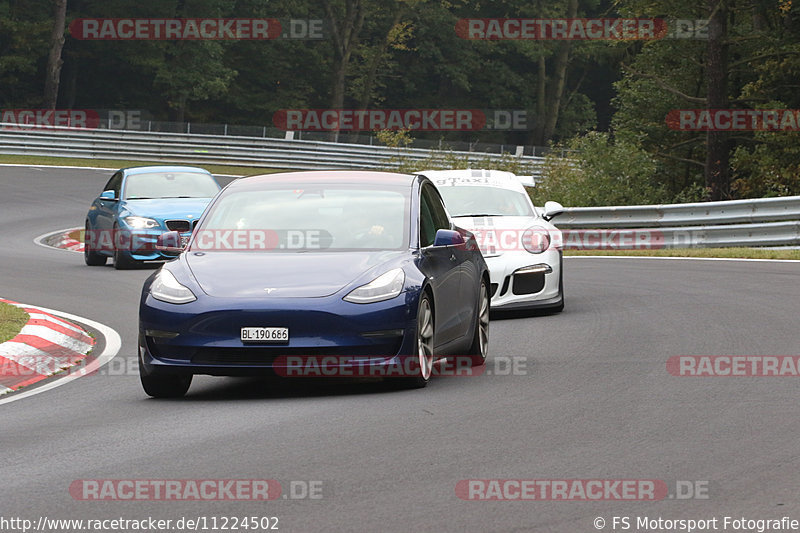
[0,307,121,406]
[33,227,83,254]
[565,255,800,264]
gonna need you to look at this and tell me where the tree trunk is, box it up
[43,0,68,110]
[358,11,403,111]
[704,0,730,201]
[532,55,547,146]
[324,0,366,140]
[540,0,578,144]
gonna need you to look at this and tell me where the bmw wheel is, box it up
[83,222,107,266]
[112,224,136,270]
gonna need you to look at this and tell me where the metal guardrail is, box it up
[561,197,800,248]
[2,123,798,247]
[0,123,546,172]
[559,196,800,228]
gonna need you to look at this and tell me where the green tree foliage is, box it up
[5,0,800,201]
[533,131,668,206]
[613,0,800,200]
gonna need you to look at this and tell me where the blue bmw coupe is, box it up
[84,165,221,269]
[138,170,490,397]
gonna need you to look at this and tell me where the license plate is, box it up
[241,327,289,343]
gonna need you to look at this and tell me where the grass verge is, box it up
[564,248,800,260]
[0,154,289,177]
[0,301,28,343]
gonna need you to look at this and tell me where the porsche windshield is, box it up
[437,186,535,217]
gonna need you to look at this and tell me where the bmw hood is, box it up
[123,198,214,220]
[185,251,406,298]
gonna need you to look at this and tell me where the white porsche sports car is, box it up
[419,169,565,312]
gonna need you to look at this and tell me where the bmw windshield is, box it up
[123,172,220,199]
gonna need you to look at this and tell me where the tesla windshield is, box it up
[196,186,410,251]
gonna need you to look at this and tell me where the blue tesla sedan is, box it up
[84,165,221,269]
[138,170,490,397]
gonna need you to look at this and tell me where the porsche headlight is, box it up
[522,227,551,254]
[150,269,196,304]
[124,216,160,229]
[344,268,405,304]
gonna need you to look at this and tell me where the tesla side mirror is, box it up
[155,231,184,255]
[99,190,117,201]
[542,201,565,221]
[433,229,465,247]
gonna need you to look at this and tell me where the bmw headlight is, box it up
[344,268,405,304]
[124,216,160,229]
[150,269,196,304]
[522,226,551,254]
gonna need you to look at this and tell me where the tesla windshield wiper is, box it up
[453,213,505,217]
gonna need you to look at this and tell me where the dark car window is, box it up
[103,171,123,199]
[420,183,451,247]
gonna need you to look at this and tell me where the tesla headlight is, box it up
[343,268,405,304]
[150,269,196,304]
[522,226,551,254]
[124,216,160,229]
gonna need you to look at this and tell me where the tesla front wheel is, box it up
[467,280,489,366]
[138,345,192,398]
[388,292,434,390]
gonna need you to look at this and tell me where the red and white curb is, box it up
[55,232,85,252]
[34,227,84,253]
[0,298,95,396]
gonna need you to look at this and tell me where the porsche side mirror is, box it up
[542,201,565,222]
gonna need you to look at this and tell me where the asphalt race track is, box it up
[2,165,800,532]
